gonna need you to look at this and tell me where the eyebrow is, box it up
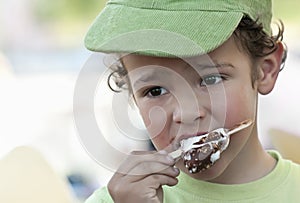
[135,73,158,83]
[193,61,236,70]
[132,70,168,89]
[131,62,235,89]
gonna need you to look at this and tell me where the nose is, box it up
[172,99,206,124]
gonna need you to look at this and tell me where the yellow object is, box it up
[0,146,75,203]
[269,128,300,164]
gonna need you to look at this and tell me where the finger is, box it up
[122,175,178,202]
[118,164,179,185]
[128,161,179,177]
[141,174,179,189]
[108,174,177,203]
[116,150,175,175]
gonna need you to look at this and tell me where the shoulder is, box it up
[269,150,300,186]
[270,150,300,170]
[85,187,113,203]
[287,160,300,182]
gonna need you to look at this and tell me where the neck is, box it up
[210,127,277,184]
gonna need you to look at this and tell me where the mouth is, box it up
[172,119,253,173]
[178,131,209,143]
[172,131,208,149]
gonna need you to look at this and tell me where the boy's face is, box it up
[122,36,258,180]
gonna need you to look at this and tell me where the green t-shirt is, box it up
[85,151,300,203]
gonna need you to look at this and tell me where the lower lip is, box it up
[181,132,208,140]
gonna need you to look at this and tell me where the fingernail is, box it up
[166,154,175,163]
[173,167,180,174]
[158,150,168,155]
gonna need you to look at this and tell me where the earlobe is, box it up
[257,42,284,95]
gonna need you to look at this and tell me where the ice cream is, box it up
[175,119,253,173]
[182,131,229,173]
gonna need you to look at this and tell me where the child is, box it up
[84,0,300,202]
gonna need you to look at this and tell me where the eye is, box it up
[201,75,224,86]
[145,86,168,97]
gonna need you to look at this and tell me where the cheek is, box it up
[217,86,257,157]
[224,86,257,125]
[138,104,171,149]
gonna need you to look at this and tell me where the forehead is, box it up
[121,54,213,86]
[122,54,186,71]
[121,54,217,79]
[121,35,248,72]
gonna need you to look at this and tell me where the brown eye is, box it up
[146,86,168,97]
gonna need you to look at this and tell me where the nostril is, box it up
[172,102,206,124]
[173,111,203,124]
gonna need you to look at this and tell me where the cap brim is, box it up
[85,4,243,57]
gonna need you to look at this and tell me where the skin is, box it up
[107,36,284,203]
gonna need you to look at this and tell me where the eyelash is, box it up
[142,74,226,98]
[200,74,226,86]
[144,86,168,98]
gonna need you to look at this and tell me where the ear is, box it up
[257,42,284,95]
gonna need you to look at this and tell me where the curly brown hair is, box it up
[233,15,287,85]
[107,15,287,92]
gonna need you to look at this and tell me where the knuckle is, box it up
[129,151,138,155]
[166,177,178,186]
[108,182,125,198]
[108,179,124,195]
[151,174,161,182]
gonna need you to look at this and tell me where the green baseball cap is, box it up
[84,0,272,57]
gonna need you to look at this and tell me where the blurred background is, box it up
[0,0,299,202]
